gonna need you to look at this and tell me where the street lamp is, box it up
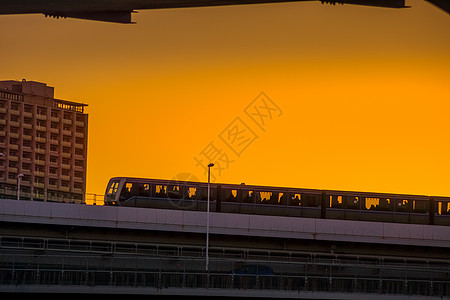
[17,173,24,201]
[206,162,214,271]
[0,154,3,191]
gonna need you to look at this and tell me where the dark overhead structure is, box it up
[0,0,448,23]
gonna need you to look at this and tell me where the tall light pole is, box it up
[17,173,24,201]
[0,154,3,193]
[206,162,214,271]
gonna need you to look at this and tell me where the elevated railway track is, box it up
[0,198,449,297]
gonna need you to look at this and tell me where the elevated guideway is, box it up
[0,198,449,297]
[0,198,449,248]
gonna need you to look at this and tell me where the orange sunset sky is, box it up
[0,0,449,201]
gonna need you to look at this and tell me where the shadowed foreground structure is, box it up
[0,0,448,23]
[0,198,449,297]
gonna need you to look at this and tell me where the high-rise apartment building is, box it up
[0,80,88,203]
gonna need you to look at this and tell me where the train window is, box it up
[346,196,359,209]
[279,192,287,205]
[242,190,254,203]
[412,200,428,213]
[395,199,410,212]
[259,191,272,203]
[155,185,167,197]
[187,187,198,199]
[330,196,344,208]
[199,187,217,201]
[302,194,320,207]
[289,193,301,206]
[256,191,282,205]
[365,197,379,210]
[444,202,450,215]
[167,185,182,199]
[366,197,391,211]
[136,183,151,197]
[119,182,133,201]
[380,198,391,211]
[272,192,283,205]
[222,189,237,202]
[366,197,380,210]
[436,201,450,215]
[186,186,204,200]
[196,187,206,200]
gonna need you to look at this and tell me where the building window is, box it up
[37,107,47,115]
[51,110,60,118]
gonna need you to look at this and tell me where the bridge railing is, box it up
[1,252,449,297]
[1,266,449,296]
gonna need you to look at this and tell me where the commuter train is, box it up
[104,177,450,226]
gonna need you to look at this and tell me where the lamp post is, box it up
[206,163,214,271]
[17,173,24,201]
[0,154,3,193]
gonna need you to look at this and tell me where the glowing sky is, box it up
[0,0,449,201]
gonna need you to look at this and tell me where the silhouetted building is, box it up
[0,79,88,203]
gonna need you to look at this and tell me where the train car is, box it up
[104,177,450,226]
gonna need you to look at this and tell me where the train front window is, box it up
[106,181,119,196]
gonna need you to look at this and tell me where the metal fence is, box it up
[1,265,449,296]
[1,250,449,297]
[1,235,449,296]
